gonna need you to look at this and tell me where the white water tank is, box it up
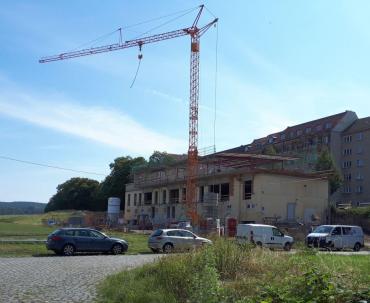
[107,197,121,223]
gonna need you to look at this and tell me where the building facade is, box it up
[124,155,329,229]
[225,110,370,206]
[340,117,370,206]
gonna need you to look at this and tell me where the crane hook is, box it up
[130,45,143,88]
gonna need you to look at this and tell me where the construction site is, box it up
[38,5,339,234]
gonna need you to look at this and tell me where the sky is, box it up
[1,0,370,203]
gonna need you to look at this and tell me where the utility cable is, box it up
[0,155,106,177]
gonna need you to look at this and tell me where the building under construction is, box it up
[124,152,329,233]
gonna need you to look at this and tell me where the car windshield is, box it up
[313,226,333,234]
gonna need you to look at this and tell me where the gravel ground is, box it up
[0,254,160,303]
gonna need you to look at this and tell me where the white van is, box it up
[306,225,364,251]
[236,224,294,251]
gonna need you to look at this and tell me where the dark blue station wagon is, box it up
[46,228,128,256]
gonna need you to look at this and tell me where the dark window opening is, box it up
[182,187,186,202]
[244,180,252,200]
[162,190,167,204]
[167,206,170,219]
[127,194,131,207]
[171,206,176,218]
[138,193,142,206]
[199,186,204,203]
[154,191,159,204]
[220,183,230,201]
[144,192,152,205]
[169,189,180,204]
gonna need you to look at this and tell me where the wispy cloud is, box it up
[0,81,185,156]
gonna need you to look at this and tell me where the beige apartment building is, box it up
[124,153,329,229]
[340,117,370,206]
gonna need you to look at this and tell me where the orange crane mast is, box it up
[39,5,218,225]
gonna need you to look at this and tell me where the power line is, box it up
[0,155,106,177]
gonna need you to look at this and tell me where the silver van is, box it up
[306,225,364,251]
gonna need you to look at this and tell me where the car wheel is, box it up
[112,244,123,255]
[284,242,292,251]
[353,242,361,252]
[150,248,160,253]
[62,244,75,256]
[163,243,174,254]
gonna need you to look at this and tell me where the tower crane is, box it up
[39,5,218,225]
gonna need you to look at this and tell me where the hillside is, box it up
[0,201,45,215]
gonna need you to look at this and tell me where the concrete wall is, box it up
[124,172,329,227]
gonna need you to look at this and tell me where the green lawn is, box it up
[0,213,150,257]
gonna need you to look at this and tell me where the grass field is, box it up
[97,240,370,303]
[0,213,150,256]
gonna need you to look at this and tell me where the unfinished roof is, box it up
[201,152,298,169]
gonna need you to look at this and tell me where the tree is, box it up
[148,151,178,166]
[45,178,100,212]
[97,156,147,210]
[315,149,342,194]
[262,145,277,155]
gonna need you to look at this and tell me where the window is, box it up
[138,193,142,206]
[357,147,363,154]
[76,230,89,237]
[342,227,352,235]
[342,161,352,169]
[343,185,351,193]
[343,135,352,143]
[199,186,204,203]
[343,148,352,156]
[356,132,363,141]
[356,185,363,193]
[344,173,351,181]
[244,180,252,200]
[356,172,364,180]
[323,136,329,144]
[62,230,75,236]
[144,192,152,205]
[171,206,176,218]
[290,131,295,138]
[305,127,311,134]
[182,188,186,202]
[331,227,342,236]
[325,122,332,129]
[166,206,170,218]
[280,133,286,140]
[90,230,105,238]
[357,159,364,167]
[209,184,220,194]
[316,125,322,131]
[169,189,180,204]
[134,193,137,206]
[162,190,167,204]
[154,191,158,204]
[272,228,283,237]
[167,230,181,237]
[127,194,131,207]
[297,129,302,136]
[220,183,230,201]
[179,230,194,238]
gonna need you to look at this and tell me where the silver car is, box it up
[148,229,212,253]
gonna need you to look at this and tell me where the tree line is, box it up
[45,149,341,212]
[44,151,177,212]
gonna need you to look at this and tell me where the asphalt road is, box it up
[0,254,160,303]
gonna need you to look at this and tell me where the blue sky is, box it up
[1,0,370,203]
